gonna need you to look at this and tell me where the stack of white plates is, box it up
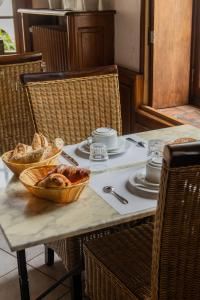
[78,137,131,157]
[127,169,159,199]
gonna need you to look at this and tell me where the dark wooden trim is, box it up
[148,0,154,107]
[164,142,200,168]
[12,0,31,53]
[21,65,118,84]
[139,0,146,73]
[118,67,143,133]
[189,0,198,104]
[141,106,184,125]
[0,52,42,65]
[135,109,179,130]
[135,105,184,130]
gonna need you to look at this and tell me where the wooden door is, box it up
[149,0,193,109]
[190,0,200,106]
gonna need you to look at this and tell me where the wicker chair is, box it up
[21,65,122,144]
[20,65,123,269]
[0,53,43,154]
[84,141,200,300]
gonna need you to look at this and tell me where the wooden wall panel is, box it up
[118,67,145,134]
[78,27,104,68]
[118,67,136,134]
[151,0,193,109]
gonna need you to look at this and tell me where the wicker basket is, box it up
[2,150,61,176]
[19,165,89,203]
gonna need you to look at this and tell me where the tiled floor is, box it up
[158,105,200,128]
[0,229,71,300]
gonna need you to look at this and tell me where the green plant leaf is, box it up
[0,28,16,52]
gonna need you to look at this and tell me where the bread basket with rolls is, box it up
[2,133,63,176]
[19,164,90,203]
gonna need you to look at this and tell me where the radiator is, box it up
[32,25,68,72]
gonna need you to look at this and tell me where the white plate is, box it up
[78,137,131,156]
[127,171,159,199]
[135,170,159,189]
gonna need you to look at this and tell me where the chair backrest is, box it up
[21,65,122,144]
[0,52,43,154]
[151,142,200,300]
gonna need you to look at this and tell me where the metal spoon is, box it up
[103,186,129,204]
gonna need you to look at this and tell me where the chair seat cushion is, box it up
[84,223,154,300]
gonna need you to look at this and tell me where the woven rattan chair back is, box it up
[151,142,200,300]
[21,65,122,144]
[0,53,43,154]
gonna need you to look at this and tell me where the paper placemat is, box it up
[89,165,157,215]
[60,134,148,171]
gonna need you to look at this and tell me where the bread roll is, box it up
[37,173,71,188]
[169,137,197,145]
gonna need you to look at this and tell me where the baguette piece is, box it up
[10,148,45,164]
[32,133,49,150]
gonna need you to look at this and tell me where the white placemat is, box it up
[60,134,148,171]
[89,165,157,215]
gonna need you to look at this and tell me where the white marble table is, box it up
[2,124,200,252]
[0,124,200,300]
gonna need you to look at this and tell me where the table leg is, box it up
[45,246,54,266]
[17,249,30,300]
[71,273,82,300]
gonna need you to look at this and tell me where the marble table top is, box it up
[0,125,199,251]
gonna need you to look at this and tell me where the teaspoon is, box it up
[103,186,128,204]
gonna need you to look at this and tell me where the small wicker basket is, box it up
[2,150,61,176]
[19,165,89,203]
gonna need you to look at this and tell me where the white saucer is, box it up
[127,170,159,199]
[135,171,159,190]
[78,137,131,156]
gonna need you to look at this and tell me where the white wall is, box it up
[109,0,141,71]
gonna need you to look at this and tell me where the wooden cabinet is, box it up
[19,9,115,71]
[66,12,115,70]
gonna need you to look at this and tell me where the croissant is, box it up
[37,173,72,188]
[62,166,90,183]
[49,165,90,182]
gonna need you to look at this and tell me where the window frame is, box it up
[0,1,16,53]
[0,0,30,53]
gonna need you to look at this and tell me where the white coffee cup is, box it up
[87,128,118,150]
[146,161,162,184]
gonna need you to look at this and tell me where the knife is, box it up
[61,151,79,166]
[126,137,146,148]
